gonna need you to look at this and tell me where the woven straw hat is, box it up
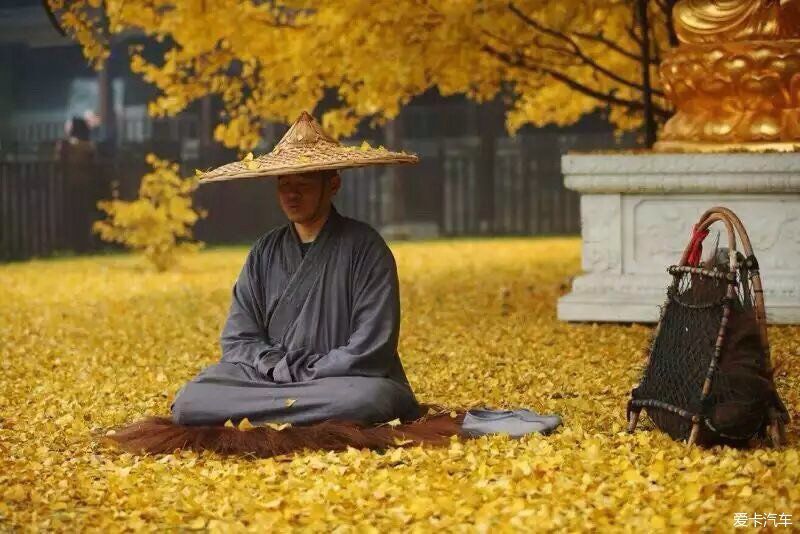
[198,111,418,183]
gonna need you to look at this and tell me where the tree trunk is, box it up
[665,0,680,47]
[476,100,499,234]
[383,116,405,226]
[637,0,657,147]
[98,57,116,147]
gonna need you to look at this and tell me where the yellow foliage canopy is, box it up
[48,0,672,149]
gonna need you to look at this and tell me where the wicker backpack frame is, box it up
[627,206,789,448]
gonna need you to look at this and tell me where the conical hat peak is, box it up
[276,111,339,148]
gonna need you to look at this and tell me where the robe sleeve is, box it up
[219,244,286,378]
[272,237,400,383]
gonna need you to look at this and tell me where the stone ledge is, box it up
[563,152,800,194]
[558,288,800,325]
[569,273,800,296]
[565,174,800,194]
[563,152,800,175]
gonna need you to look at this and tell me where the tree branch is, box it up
[41,0,67,36]
[507,3,664,98]
[481,43,669,118]
[571,30,655,64]
[658,0,680,46]
[626,2,644,47]
[651,30,663,64]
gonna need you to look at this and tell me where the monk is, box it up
[170,112,423,427]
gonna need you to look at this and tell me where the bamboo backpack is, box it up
[627,207,789,447]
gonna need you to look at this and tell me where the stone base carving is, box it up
[557,153,800,324]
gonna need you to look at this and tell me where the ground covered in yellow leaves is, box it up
[1,238,798,532]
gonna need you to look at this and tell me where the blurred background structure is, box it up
[0,0,640,262]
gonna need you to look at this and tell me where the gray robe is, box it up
[170,207,422,426]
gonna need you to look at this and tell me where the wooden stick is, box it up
[627,410,640,433]
[688,419,700,447]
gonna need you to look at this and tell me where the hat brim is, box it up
[198,145,418,184]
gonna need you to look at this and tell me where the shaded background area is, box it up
[0,0,637,261]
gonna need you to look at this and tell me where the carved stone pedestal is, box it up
[557,153,800,324]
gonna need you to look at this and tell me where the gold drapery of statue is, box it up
[655,0,800,152]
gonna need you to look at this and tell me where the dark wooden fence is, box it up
[335,133,620,237]
[0,132,629,262]
[0,161,64,261]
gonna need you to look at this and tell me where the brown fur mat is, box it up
[101,407,467,458]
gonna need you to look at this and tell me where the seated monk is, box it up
[170,112,423,427]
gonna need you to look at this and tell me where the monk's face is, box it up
[277,171,341,223]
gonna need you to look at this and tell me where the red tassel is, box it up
[687,224,709,266]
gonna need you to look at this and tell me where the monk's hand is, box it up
[270,347,317,384]
[255,347,286,381]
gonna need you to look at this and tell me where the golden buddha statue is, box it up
[655,0,800,151]
[674,0,800,43]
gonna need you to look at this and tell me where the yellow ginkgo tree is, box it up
[93,155,207,271]
[46,0,674,149]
